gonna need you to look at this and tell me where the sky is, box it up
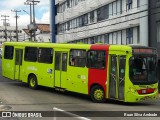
[0,0,50,27]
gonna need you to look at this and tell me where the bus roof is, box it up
[109,45,132,52]
[4,42,91,49]
[4,42,132,52]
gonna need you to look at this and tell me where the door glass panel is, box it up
[109,56,117,98]
[118,56,126,100]
[55,53,61,70]
[15,50,23,65]
[62,53,67,71]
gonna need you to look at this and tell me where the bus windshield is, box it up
[129,55,157,85]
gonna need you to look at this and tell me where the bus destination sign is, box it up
[133,48,156,54]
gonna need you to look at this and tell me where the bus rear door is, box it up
[14,49,23,80]
[54,52,68,89]
[109,55,126,101]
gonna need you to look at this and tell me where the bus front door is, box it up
[109,55,125,101]
[118,56,126,101]
[54,52,68,88]
[14,49,23,80]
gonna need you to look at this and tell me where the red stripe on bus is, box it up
[88,44,109,96]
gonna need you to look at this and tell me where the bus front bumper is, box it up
[125,90,159,102]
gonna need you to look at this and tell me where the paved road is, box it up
[0,59,160,120]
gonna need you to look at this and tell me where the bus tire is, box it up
[28,75,38,90]
[90,85,105,103]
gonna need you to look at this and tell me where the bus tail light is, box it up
[137,88,155,94]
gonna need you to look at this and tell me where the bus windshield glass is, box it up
[129,55,157,84]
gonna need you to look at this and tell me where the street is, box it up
[0,59,160,120]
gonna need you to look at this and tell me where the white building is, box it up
[23,24,51,42]
[36,24,51,42]
[55,0,148,46]
[0,26,26,43]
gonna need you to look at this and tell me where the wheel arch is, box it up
[90,83,106,102]
[89,83,104,94]
[28,73,37,84]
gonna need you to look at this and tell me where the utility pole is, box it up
[25,0,40,41]
[1,15,9,41]
[11,10,21,42]
[24,2,33,41]
[50,0,56,43]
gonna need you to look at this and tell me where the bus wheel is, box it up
[28,75,38,89]
[90,85,105,103]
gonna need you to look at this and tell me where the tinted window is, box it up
[70,49,86,67]
[87,50,106,69]
[97,5,109,21]
[38,48,53,64]
[24,47,37,62]
[4,46,14,59]
[55,53,61,70]
[15,49,23,65]
[129,55,158,84]
[62,53,67,71]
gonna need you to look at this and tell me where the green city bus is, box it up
[2,42,158,102]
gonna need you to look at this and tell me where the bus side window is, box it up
[69,49,86,67]
[24,47,37,62]
[4,46,14,59]
[38,48,53,64]
[87,50,106,69]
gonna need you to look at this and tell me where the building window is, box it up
[67,0,71,8]
[67,21,70,31]
[90,37,95,44]
[75,18,79,28]
[113,32,118,44]
[97,35,103,43]
[90,11,95,23]
[104,34,109,44]
[109,3,113,17]
[157,21,160,43]
[78,16,82,27]
[84,38,89,44]
[117,0,122,15]
[126,0,132,10]
[126,28,133,44]
[117,31,122,44]
[97,5,109,21]
[77,14,88,27]
[64,23,67,31]
[69,49,86,67]
[109,33,113,44]
[72,19,77,29]
[113,1,117,16]
[137,26,140,43]
[83,14,88,26]
[58,2,67,13]
[137,0,140,7]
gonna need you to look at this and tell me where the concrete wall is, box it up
[149,0,160,91]
[55,0,149,46]
[149,0,160,58]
